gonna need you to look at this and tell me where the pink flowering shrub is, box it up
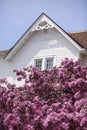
[0,58,87,130]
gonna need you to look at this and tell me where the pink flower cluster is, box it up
[0,59,87,130]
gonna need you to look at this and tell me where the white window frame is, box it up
[45,57,54,70]
[34,56,56,70]
[34,58,43,70]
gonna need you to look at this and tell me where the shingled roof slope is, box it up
[69,31,87,48]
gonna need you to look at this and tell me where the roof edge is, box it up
[4,13,84,60]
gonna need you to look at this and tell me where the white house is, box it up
[0,13,87,78]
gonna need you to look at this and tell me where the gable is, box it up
[7,27,79,69]
[4,13,83,61]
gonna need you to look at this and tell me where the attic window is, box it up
[34,59,42,70]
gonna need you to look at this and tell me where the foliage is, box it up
[0,59,87,130]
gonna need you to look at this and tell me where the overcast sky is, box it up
[0,0,87,50]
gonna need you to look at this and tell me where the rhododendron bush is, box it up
[0,59,87,130]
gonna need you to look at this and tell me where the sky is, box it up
[0,0,87,50]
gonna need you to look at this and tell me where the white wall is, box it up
[0,28,79,78]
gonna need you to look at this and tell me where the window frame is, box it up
[45,57,54,70]
[34,56,55,70]
[34,58,43,70]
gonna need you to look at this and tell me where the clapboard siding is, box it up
[0,28,79,78]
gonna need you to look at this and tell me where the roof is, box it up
[1,13,87,60]
[69,31,87,48]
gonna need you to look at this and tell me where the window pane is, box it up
[35,59,42,70]
[46,58,53,70]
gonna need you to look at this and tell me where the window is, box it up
[34,59,42,70]
[34,57,54,70]
[45,58,54,70]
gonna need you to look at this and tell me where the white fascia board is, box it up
[54,25,82,51]
[4,15,44,61]
[5,29,33,61]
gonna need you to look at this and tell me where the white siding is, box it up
[0,28,79,78]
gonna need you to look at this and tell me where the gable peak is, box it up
[31,13,54,31]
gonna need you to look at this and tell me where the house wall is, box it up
[0,28,79,78]
[81,54,87,65]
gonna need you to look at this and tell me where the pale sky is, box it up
[0,0,87,50]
